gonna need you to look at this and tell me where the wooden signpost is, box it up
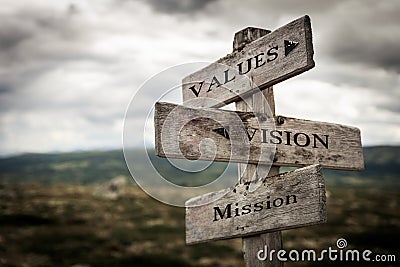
[155,102,364,171]
[186,164,326,244]
[153,15,364,267]
[182,15,314,107]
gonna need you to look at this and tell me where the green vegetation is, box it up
[0,184,398,267]
[0,146,399,187]
[0,146,398,266]
[0,150,129,184]
[0,149,236,186]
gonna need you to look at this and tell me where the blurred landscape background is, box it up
[0,146,399,267]
[1,0,399,266]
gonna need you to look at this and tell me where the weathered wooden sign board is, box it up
[155,102,364,171]
[152,15,364,267]
[186,164,326,244]
[182,15,314,107]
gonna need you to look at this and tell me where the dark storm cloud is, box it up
[257,0,344,14]
[245,0,400,73]
[0,22,32,51]
[324,2,400,73]
[0,5,88,68]
[0,3,117,105]
[1,0,399,154]
[206,0,400,73]
[377,98,400,114]
[330,39,400,73]
[0,83,12,94]
[134,0,218,14]
[0,2,122,133]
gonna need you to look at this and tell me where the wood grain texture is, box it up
[154,102,364,171]
[181,15,314,107]
[233,27,271,52]
[237,89,282,267]
[233,27,282,267]
[185,164,327,244]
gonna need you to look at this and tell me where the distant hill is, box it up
[0,150,236,186]
[324,146,400,187]
[0,150,130,184]
[0,146,399,187]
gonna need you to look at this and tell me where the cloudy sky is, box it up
[0,0,399,155]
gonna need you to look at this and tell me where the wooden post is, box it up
[233,27,283,267]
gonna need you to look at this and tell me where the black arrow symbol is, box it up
[284,40,299,56]
[212,127,230,139]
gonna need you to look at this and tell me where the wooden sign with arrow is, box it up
[154,102,364,171]
[182,15,314,107]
